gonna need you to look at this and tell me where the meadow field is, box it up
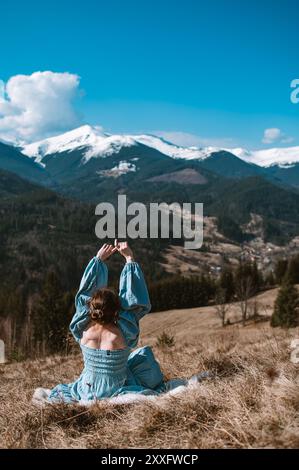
[1,287,299,449]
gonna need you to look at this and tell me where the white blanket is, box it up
[32,372,210,407]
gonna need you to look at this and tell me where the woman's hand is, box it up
[96,243,117,261]
[114,239,134,263]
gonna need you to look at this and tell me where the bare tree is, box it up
[235,275,254,326]
[248,299,261,322]
[215,287,230,327]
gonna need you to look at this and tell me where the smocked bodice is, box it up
[80,344,130,376]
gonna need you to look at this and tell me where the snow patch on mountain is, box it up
[134,134,219,160]
[98,161,136,178]
[110,161,136,174]
[0,136,19,147]
[227,146,299,168]
[225,147,253,160]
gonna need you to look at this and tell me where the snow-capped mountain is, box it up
[23,125,137,164]
[0,124,295,192]
[22,125,132,161]
[22,124,299,170]
[224,146,299,188]
[22,124,219,164]
[19,124,299,189]
[228,146,299,168]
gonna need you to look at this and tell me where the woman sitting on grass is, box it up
[34,240,203,404]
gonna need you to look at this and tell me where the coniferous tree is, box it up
[271,281,299,328]
[265,271,275,287]
[274,259,288,284]
[219,267,235,302]
[148,274,214,312]
[33,271,70,353]
[286,255,299,284]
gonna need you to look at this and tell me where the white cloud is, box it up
[0,71,82,143]
[262,128,282,144]
[153,131,236,148]
[262,128,294,145]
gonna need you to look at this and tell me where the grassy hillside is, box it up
[1,288,299,449]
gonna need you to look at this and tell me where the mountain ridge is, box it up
[2,125,299,247]
[20,124,299,169]
[16,125,299,189]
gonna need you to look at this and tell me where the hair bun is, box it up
[88,288,121,325]
[90,308,103,321]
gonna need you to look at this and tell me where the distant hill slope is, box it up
[196,150,266,179]
[0,141,51,185]
[0,170,165,297]
[208,176,299,244]
[2,159,299,247]
[112,173,299,245]
[266,162,299,188]
[141,287,278,342]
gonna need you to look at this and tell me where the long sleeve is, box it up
[118,262,151,349]
[69,257,108,342]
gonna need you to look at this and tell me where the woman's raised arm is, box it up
[69,244,115,342]
[115,242,151,349]
[118,261,151,317]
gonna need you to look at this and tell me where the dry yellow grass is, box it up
[1,287,299,449]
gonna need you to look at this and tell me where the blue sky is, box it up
[0,0,298,148]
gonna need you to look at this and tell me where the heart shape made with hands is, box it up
[97,239,134,262]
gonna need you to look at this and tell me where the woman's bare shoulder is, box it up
[82,325,100,340]
[82,324,126,349]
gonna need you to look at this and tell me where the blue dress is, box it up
[48,258,177,403]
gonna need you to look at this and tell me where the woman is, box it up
[35,241,201,405]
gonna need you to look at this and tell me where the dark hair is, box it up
[88,288,121,325]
